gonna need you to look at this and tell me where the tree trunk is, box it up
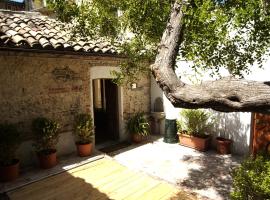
[151,1,270,113]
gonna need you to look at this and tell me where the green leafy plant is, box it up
[177,109,214,138]
[231,154,270,200]
[49,0,270,83]
[32,117,60,154]
[126,112,150,136]
[0,124,21,166]
[74,114,94,144]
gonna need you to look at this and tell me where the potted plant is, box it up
[74,114,94,157]
[0,123,21,182]
[32,117,60,169]
[216,136,232,154]
[126,112,150,143]
[177,109,214,151]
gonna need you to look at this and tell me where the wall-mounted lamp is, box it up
[131,83,137,89]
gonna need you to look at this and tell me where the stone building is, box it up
[0,10,151,166]
[0,1,25,11]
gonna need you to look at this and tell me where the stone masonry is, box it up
[0,50,151,166]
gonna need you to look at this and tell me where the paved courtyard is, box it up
[1,136,242,200]
[110,136,242,200]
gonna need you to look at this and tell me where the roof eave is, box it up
[0,47,126,58]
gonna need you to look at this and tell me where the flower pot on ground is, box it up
[216,137,232,154]
[177,109,214,151]
[32,117,60,169]
[126,112,150,143]
[132,133,144,143]
[74,114,94,157]
[178,131,211,151]
[0,124,21,182]
[37,149,57,169]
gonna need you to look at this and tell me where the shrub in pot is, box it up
[126,112,150,143]
[74,114,94,157]
[0,123,21,182]
[32,117,60,169]
[177,109,214,151]
[231,154,270,200]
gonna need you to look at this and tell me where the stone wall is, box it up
[0,52,92,137]
[123,75,151,120]
[0,50,151,166]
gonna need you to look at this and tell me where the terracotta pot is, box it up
[76,142,93,157]
[0,159,19,182]
[178,134,210,151]
[37,149,57,169]
[216,137,232,154]
[132,134,144,143]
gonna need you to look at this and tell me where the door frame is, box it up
[89,66,125,145]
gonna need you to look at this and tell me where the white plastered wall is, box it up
[150,59,270,155]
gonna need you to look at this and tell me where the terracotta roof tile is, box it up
[0,10,120,55]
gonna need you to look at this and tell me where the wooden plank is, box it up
[42,161,124,200]
[90,168,130,188]
[108,175,149,199]
[68,158,111,174]
[8,172,73,199]
[72,160,124,179]
[43,177,108,200]
[8,158,185,200]
[124,178,161,200]
[8,159,109,200]
[96,171,143,196]
[135,183,175,200]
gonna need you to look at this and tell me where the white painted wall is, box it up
[151,59,270,155]
[150,76,166,135]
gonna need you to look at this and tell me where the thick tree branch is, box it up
[151,1,270,113]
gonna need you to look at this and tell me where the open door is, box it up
[93,79,119,144]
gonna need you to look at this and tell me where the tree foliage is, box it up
[48,0,270,82]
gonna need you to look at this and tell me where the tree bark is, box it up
[151,1,270,113]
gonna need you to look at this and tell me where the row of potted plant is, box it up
[125,110,233,154]
[126,112,150,143]
[177,109,232,153]
[0,113,94,182]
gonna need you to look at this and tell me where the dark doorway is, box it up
[93,79,119,144]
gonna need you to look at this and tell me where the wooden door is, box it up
[251,113,270,155]
[105,79,119,140]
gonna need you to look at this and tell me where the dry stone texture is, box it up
[0,51,151,141]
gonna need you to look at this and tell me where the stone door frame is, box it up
[89,66,125,144]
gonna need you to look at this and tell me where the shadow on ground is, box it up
[5,171,110,200]
[107,136,162,156]
[179,152,241,199]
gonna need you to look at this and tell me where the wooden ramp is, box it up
[7,157,195,200]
